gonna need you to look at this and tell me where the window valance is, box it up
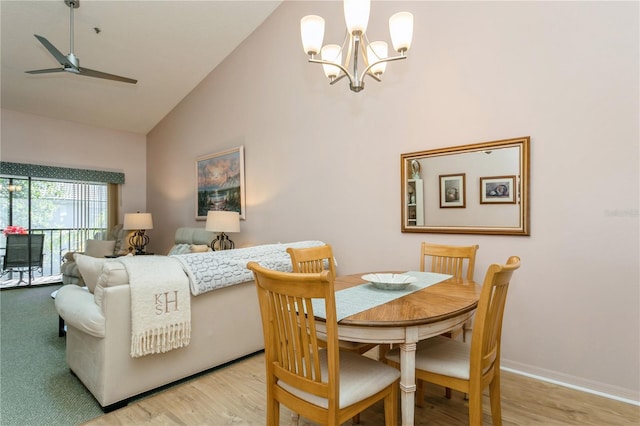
[0,162,125,184]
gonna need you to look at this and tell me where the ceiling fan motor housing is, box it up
[65,53,79,72]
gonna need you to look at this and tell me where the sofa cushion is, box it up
[190,244,211,253]
[168,244,192,256]
[174,228,215,246]
[74,254,110,293]
[94,260,130,308]
[85,239,116,258]
[97,260,129,288]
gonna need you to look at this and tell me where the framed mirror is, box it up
[401,136,530,236]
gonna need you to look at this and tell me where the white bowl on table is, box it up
[361,273,417,291]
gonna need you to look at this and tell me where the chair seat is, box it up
[385,336,471,381]
[279,349,400,409]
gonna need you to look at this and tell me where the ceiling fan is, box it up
[25,0,137,84]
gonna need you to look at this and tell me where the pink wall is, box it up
[147,1,639,402]
[1,109,147,221]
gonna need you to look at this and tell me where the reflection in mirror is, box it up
[401,137,530,235]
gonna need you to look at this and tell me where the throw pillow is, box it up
[85,239,116,258]
[190,244,211,253]
[74,254,109,293]
[168,244,191,256]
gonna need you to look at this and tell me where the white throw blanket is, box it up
[119,256,191,358]
[172,241,326,296]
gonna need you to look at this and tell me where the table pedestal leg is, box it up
[399,341,417,426]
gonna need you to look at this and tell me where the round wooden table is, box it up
[317,272,482,426]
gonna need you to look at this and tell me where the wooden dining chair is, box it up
[420,242,480,399]
[287,245,376,353]
[286,244,377,424]
[421,242,479,342]
[385,256,521,425]
[287,244,337,279]
[247,262,400,426]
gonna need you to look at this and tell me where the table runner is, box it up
[312,271,452,321]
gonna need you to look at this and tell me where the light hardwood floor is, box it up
[83,351,639,425]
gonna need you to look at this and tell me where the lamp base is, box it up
[129,230,150,255]
[211,232,235,251]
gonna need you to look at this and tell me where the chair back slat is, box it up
[470,256,520,378]
[420,242,479,281]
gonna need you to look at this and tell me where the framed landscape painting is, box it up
[480,175,516,204]
[440,173,466,208]
[196,146,245,220]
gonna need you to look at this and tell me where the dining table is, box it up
[313,271,482,426]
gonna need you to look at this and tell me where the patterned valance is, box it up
[0,162,124,184]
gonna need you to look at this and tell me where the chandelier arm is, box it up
[359,54,407,83]
[308,58,355,86]
[329,74,348,85]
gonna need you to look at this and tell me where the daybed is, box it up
[54,227,324,411]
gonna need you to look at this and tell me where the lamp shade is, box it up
[321,44,342,79]
[389,11,414,53]
[367,41,388,75]
[123,213,153,230]
[205,211,240,233]
[344,0,370,35]
[301,15,325,55]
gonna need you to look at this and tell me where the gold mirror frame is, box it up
[401,136,530,236]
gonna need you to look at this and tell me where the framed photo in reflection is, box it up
[439,173,466,208]
[480,175,516,204]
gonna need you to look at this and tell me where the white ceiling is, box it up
[1,0,282,135]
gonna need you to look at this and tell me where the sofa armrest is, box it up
[54,285,105,338]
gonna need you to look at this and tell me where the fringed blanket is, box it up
[172,240,326,296]
[118,256,191,358]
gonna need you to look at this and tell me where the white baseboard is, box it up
[500,360,640,406]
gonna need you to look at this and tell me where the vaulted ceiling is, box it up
[1,0,282,135]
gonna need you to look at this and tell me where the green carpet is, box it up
[0,285,104,425]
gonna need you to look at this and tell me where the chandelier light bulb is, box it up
[321,44,342,79]
[389,11,414,53]
[301,15,325,56]
[367,41,388,76]
[344,0,370,35]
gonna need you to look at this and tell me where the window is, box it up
[1,177,110,279]
[0,162,124,282]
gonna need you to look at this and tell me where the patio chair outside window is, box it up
[1,234,45,284]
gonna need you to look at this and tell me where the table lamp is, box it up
[205,210,240,251]
[123,212,153,255]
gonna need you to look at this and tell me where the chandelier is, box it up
[300,0,413,93]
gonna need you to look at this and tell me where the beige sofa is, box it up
[53,228,264,411]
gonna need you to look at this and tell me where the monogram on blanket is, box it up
[119,256,191,358]
[172,241,326,296]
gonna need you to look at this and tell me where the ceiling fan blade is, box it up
[33,34,74,69]
[26,68,65,75]
[78,67,137,84]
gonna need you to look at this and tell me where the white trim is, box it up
[501,362,640,407]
